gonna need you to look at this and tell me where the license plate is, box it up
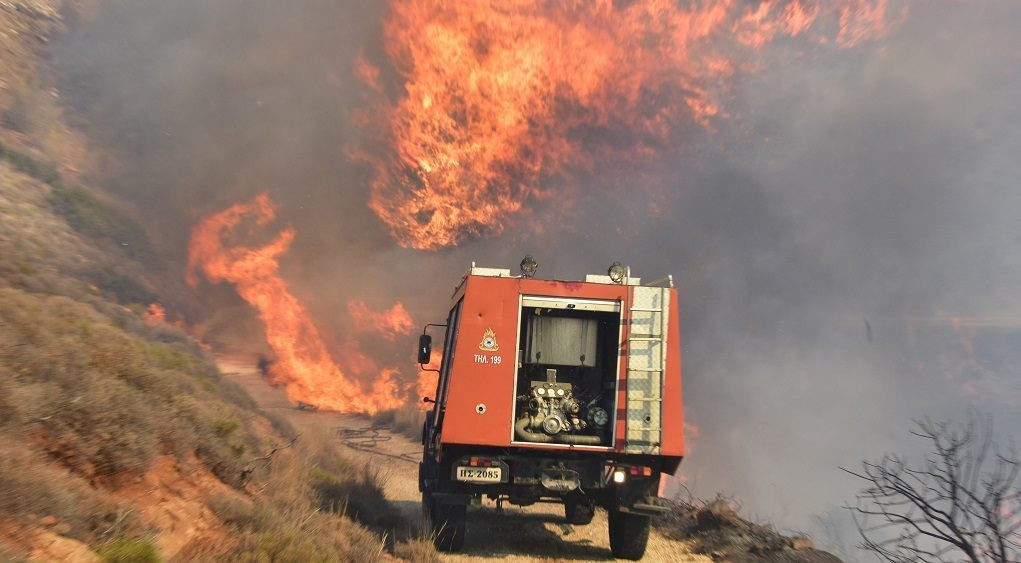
[455,466,502,483]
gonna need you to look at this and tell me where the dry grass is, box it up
[0,288,268,481]
[205,431,404,562]
[371,402,427,442]
[312,461,406,532]
[0,10,425,559]
[395,538,441,562]
[0,141,407,563]
[0,435,143,543]
[0,285,416,561]
[654,496,836,562]
[0,2,94,177]
[0,160,157,313]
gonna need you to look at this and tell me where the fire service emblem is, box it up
[479,328,499,352]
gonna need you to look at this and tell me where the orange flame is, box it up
[186,194,403,414]
[347,299,415,341]
[356,0,903,250]
[144,303,167,325]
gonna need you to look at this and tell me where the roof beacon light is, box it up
[608,262,627,284]
[520,255,538,278]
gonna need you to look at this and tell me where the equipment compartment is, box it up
[513,300,621,447]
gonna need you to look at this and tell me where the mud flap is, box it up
[540,467,580,493]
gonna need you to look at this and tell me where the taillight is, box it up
[469,456,493,467]
[627,465,653,477]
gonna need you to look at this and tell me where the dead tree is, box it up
[843,417,1020,562]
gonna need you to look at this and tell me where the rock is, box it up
[790,536,814,550]
[695,498,741,530]
[38,516,58,527]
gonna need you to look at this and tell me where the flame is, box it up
[186,194,403,414]
[347,299,415,341]
[356,0,904,250]
[144,303,166,325]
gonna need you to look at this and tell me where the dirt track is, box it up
[218,356,709,562]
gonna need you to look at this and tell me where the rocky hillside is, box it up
[0,2,432,561]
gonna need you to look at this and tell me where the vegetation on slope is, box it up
[0,157,420,559]
[0,4,433,561]
[655,496,839,562]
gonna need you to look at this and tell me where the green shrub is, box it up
[148,344,193,372]
[0,141,59,184]
[213,419,240,438]
[95,538,161,563]
[48,182,152,260]
[87,268,156,306]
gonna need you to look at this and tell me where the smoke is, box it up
[52,0,1021,553]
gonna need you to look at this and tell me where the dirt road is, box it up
[218,356,709,562]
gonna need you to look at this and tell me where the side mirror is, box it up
[418,334,432,364]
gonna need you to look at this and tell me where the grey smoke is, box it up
[53,1,1021,556]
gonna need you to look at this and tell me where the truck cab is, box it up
[418,260,685,559]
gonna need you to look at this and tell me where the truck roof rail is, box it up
[456,262,674,291]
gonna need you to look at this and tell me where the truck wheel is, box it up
[427,495,466,552]
[608,509,650,560]
[564,499,595,525]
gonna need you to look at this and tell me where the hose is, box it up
[514,416,603,446]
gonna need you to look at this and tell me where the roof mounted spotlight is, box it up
[608,261,628,284]
[520,255,538,278]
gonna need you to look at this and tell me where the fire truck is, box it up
[417,258,685,559]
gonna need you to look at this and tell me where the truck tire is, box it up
[608,509,650,560]
[427,495,466,552]
[564,499,595,525]
[421,416,432,446]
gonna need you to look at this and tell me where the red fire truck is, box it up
[418,259,685,559]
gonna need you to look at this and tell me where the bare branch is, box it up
[844,417,1019,563]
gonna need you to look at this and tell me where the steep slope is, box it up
[0,3,424,561]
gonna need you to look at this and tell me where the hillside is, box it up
[0,2,432,561]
